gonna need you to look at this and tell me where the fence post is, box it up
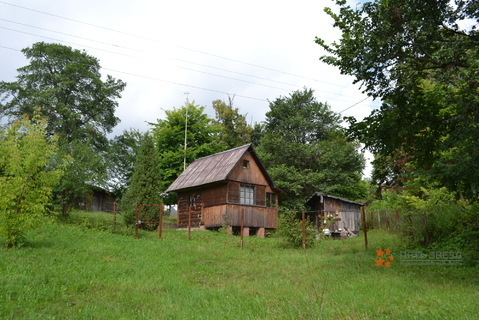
[396,210,400,233]
[370,210,375,229]
[377,210,381,229]
[158,205,164,239]
[408,215,414,242]
[113,202,117,233]
[240,208,245,249]
[188,205,191,240]
[423,212,430,244]
[302,211,306,249]
[361,206,368,250]
[135,205,140,239]
[386,210,390,232]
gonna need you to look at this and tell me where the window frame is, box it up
[266,192,277,208]
[240,185,255,205]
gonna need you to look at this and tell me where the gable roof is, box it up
[166,144,277,192]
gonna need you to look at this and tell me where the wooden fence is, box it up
[363,209,432,245]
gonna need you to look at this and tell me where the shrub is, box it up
[277,210,317,248]
[0,115,65,247]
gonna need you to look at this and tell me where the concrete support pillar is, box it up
[226,226,233,235]
[242,227,250,237]
[256,227,265,238]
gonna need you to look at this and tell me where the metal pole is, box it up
[183,93,189,171]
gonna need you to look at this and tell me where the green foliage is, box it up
[150,102,222,205]
[212,98,253,149]
[277,210,317,248]
[0,114,64,247]
[317,1,479,198]
[54,139,108,216]
[258,89,366,207]
[120,134,162,229]
[0,42,125,148]
[0,42,126,215]
[107,129,145,197]
[368,179,479,264]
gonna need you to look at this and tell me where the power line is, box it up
[0,17,304,89]
[0,44,268,103]
[0,43,373,111]
[0,17,142,53]
[0,17,304,91]
[0,25,366,105]
[0,26,292,93]
[338,96,371,114]
[0,26,139,59]
[0,0,352,88]
[0,16,352,91]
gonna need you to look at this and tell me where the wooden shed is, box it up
[166,144,280,237]
[83,186,116,213]
[305,192,363,236]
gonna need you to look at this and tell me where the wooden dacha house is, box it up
[306,192,363,238]
[166,144,280,237]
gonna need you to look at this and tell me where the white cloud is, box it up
[0,0,377,177]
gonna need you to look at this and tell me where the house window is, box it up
[243,160,249,168]
[266,193,276,208]
[240,185,255,205]
[188,194,196,207]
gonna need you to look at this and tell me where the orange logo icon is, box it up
[375,248,394,267]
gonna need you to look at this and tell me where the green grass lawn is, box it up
[1,211,478,319]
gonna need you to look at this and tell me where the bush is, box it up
[0,115,65,247]
[368,178,479,264]
[277,210,317,248]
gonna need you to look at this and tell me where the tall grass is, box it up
[0,211,478,319]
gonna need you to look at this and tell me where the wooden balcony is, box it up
[202,204,278,229]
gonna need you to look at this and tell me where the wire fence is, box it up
[363,209,432,246]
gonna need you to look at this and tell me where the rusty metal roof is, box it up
[306,192,364,207]
[166,144,255,192]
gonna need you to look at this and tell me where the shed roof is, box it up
[166,144,276,192]
[306,192,364,207]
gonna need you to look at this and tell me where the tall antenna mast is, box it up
[183,92,190,171]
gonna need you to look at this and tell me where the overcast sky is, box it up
[0,0,377,176]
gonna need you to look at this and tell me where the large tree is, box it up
[0,42,126,213]
[108,129,145,197]
[0,42,125,148]
[258,89,366,208]
[212,98,253,149]
[316,0,479,198]
[150,102,222,205]
[120,134,162,228]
